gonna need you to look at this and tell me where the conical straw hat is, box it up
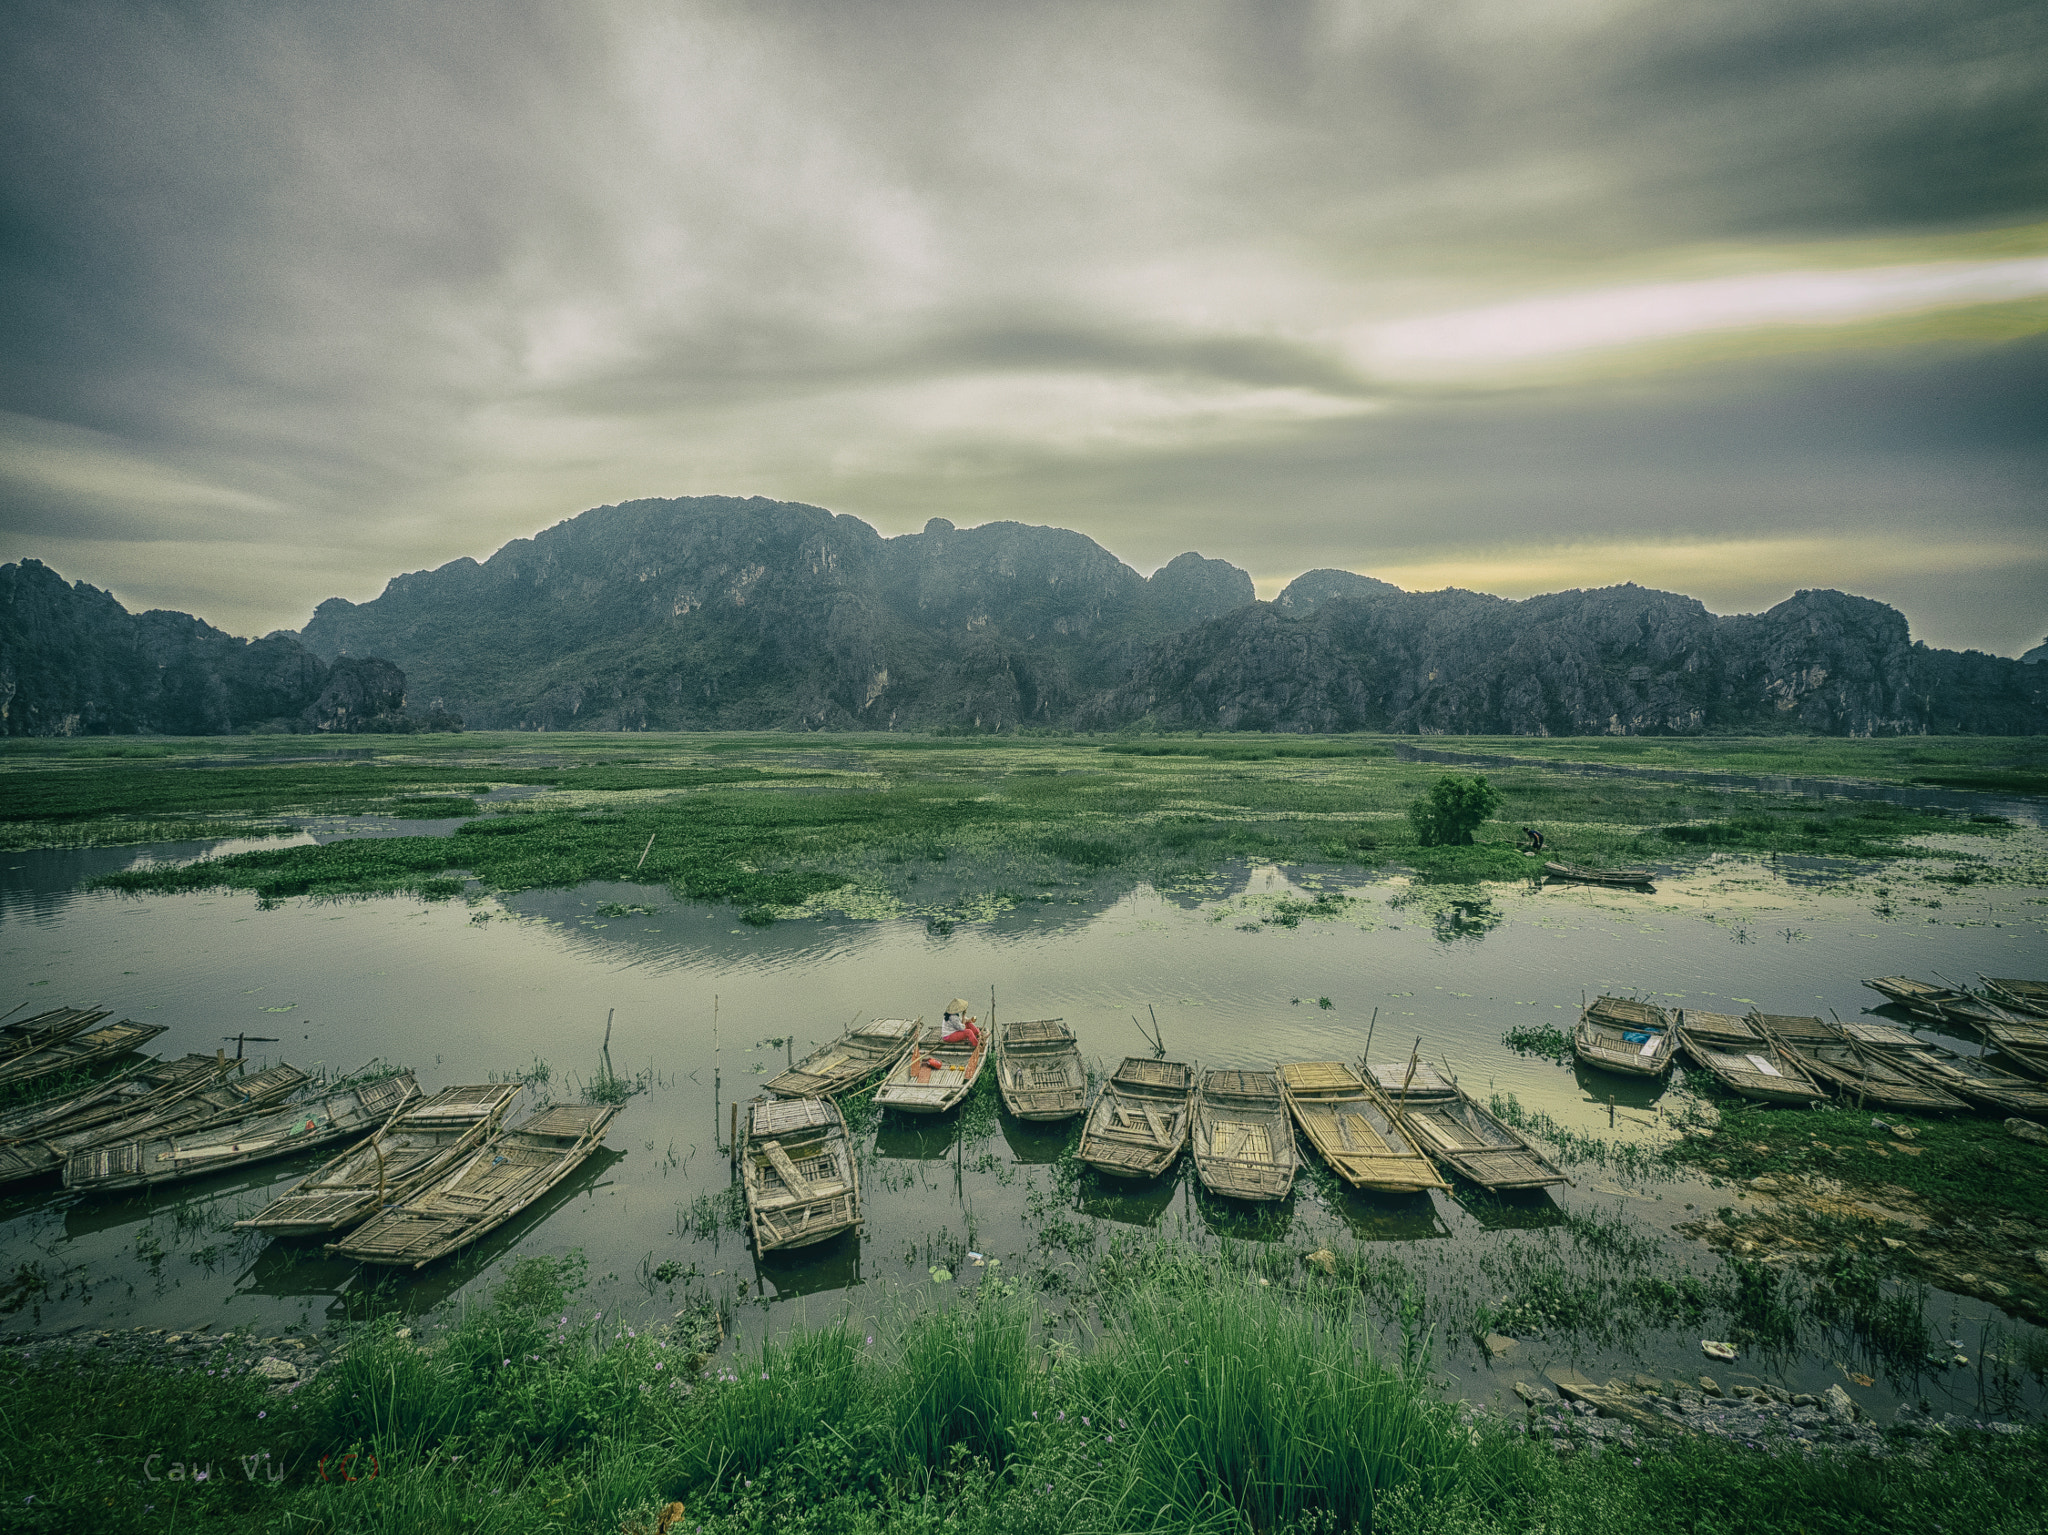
[947,998,971,1013]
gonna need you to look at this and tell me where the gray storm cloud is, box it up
[2,0,2044,651]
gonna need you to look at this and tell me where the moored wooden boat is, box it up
[763,1019,919,1100]
[1981,978,2048,1019]
[236,1083,525,1235]
[739,1096,862,1252]
[1279,1060,1447,1193]
[64,1072,419,1192]
[1368,1061,1567,1191]
[994,1018,1086,1121]
[1752,1013,1967,1113]
[1673,1010,1826,1105]
[1864,976,2011,1026]
[1078,1057,1193,1180]
[1834,1022,2048,1116]
[1572,996,1677,1079]
[0,1014,166,1090]
[874,1024,987,1115]
[0,1056,305,1188]
[1191,1069,1296,1201]
[1972,1015,2048,1080]
[0,1007,107,1068]
[1543,861,1655,888]
[331,1101,621,1268]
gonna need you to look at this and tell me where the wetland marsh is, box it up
[2,731,2045,1532]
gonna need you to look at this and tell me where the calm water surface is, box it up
[4,822,2044,1418]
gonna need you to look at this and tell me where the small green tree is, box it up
[1406,774,1503,847]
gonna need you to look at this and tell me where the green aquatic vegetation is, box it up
[1499,1021,1574,1063]
[0,814,294,851]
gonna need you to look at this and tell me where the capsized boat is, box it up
[1543,861,1655,888]
[1369,1061,1567,1191]
[0,1056,305,1188]
[236,1082,525,1236]
[1190,1069,1296,1201]
[1278,1060,1447,1193]
[331,1101,621,1268]
[739,1095,862,1252]
[1673,1010,1826,1105]
[1751,1013,1967,1113]
[994,1018,1086,1122]
[874,1022,987,1115]
[763,1019,919,1100]
[1572,996,1677,1079]
[64,1072,419,1192]
[0,1014,167,1090]
[1077,1057,1194,1180]
[1834,1022,2048,1116]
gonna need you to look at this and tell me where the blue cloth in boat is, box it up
[1622,1030,1651,1044]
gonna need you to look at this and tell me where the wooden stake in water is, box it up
[636,833,656,871]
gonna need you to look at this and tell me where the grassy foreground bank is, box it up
[3,1253,2043,1535]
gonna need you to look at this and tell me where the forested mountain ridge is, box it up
[4,495,2042,736]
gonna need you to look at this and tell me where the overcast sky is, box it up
[3,0,2044,653]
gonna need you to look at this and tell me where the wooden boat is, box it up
[1368,1061,1567,1191]
[1573,996,1677,1079]
[1190,1069,1296,1201]
[65,1072,419,1192]
[1543,861,1654,888]
[331,1101,621,1268]
[1981,978,2048,1019]
[1865,976,2003,1023]
[236,1083,525,1236]
[738,1096,862,1252]
[1751,1013,1966,1113]
[1972,1015,2048,1080]
[0,1056,304,1187]
[874,1024,987,1115]
[0,1014,166,1090]
[0,1007,107,1068]
[764,1018,918,1100]
[1834,1021,2048,1116]
[1673,1011,1826,1105]
[1077,1057,1194,1180]
[994,1018,1086,1121]
[1278,1061,1447,1193]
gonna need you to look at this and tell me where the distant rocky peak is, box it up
[1146,552,1255,623]
[1274,568,1401,617]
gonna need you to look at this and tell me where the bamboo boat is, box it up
[1973,1015,2048,1080]
[1673,1010,1826,1105]
[0,1056,305,1188]
[1834,1021,2048,1116]
[1190,1069,1296,1201]
[1751,1013,1967,1113]
[0,1007,107,1068]
[874,1023,987,1115]
[64,1072,419,1192]
[1368,1061,1567,1191]
[1865,976,1998,1022]
[1077,1057,1194,1180]
[994,1018,1086,1121]
[1981,978,2048,1018]
[236,1083,525,1236]
[331,1101,621,1268]
[1572,996,1677,1079]
[1543,861,1655,888]
[763,1019,919,1100]
[0,1013,166,1090]
[739,1095,862,1252]
[1279,1061,1447,1193]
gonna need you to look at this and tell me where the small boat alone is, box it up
[64,1072,419,1192]
[994,1018,1086,1121]
[1834,1021,2048,1117]
[1573,996,1677,1079]
[1191,1069,1297,1201]
[739,1095,862,1252]
[0,1012,167,1090]
[1543,861,1655,888]
[1078,1057,1194,1180]
[237,1082,525,1236]
[1369,1061,1567,1191]
[1752,1013,1967,1114]
[764,1019,919,1100]
[331,1101,621,1269]
[874,1021,988,1115]
[1674,1010,1826,1105]
[1279,1060,1447,1194]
